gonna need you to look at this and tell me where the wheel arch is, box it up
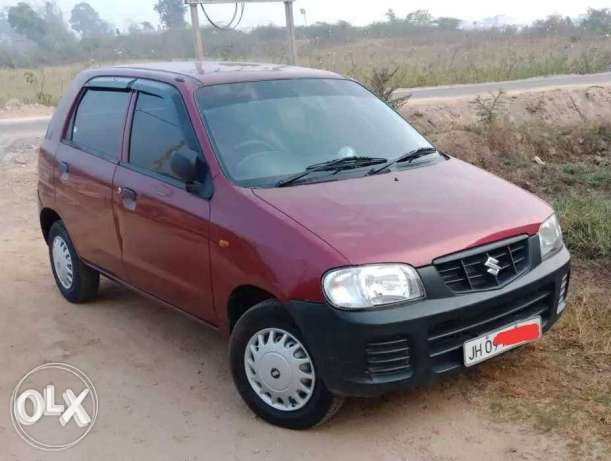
[40,208,62,244]
[227,285,278,333]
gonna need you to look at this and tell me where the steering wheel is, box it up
[233,139,280,174]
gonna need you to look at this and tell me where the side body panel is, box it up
[112,165,215,323]
[207,180,349,334]
[38,144,56,217]
[54,143,124,276]
[38,74,90,221]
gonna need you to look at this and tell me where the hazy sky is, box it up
[2,0,610,30]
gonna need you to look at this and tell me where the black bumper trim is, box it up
[285,247,570,397]
[428,290,550,342]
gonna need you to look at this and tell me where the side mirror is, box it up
[170,150,196,184]
[171,148,214,200]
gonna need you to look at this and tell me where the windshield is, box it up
[197,78,436,187]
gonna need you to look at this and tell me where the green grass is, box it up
[557,162,611,190]
[555,193,611,259]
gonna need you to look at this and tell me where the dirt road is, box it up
[0,89,577,459]
[395,71,611,99]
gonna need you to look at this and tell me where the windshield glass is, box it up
[197,78,435,187]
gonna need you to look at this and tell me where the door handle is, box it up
[58,161,70,177]
[117,186,138,210]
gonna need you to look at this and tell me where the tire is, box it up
[230,299,344,429]
[48,221,99,303]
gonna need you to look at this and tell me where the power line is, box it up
[200,2,246,30]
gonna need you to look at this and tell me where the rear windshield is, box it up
[197,78,434,187]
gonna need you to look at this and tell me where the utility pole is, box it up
[284,1,297,65]
[185,1,298,65]
[189,2,205,61]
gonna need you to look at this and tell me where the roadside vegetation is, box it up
[1,4,611,105]
[404,89,611,458]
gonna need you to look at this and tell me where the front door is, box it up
[113,80,215,324]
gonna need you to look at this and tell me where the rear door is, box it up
[54,80,132,278]
[112,80,215,324]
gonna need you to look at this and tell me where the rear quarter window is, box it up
[69,89,130,159]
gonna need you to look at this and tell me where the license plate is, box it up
[463,317,542,367]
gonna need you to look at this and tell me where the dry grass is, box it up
[470,263,611,459]
[1,32,611,106]
[0,64,86,106]
[300,34,611,88]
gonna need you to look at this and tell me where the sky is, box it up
[1,0,610,31]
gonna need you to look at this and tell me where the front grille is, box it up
[436,238,530,293]
[366,338,412,378]
[428,287,553,373]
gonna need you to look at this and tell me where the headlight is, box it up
[539,214,563,260]
[322,264,425,309]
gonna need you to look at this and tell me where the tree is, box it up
[531,15,574,34]
[141,21,155,33]
[385,9,397,23]
[7,2,47,44]
[154,0,186,29]
[581,8,611,34]
[406,10,433,27]
[0,9,13,34]
[436,17,461,31]
[70,2,111,38]
[42,2,75,46]
[129,21,156,35]
[8,2,74,50]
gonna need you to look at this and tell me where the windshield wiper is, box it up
[368,147,438,176]
[276,156,388,188]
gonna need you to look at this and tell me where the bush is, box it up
[554,193,611,259]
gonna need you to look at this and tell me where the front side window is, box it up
[197,78,437,187]
[129,87,202,182]
[70,89,130,159]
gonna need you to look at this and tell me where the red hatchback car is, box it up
[38,62,570,429]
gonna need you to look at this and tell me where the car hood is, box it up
[252,158,553,267]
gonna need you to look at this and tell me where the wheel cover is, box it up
[52,236,74,290]
[244,328,316,412]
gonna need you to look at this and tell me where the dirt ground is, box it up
[403,84,611,133]
[0,100,54,120]
[0,100,581,460]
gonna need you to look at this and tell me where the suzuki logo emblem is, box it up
[485,256,502,276]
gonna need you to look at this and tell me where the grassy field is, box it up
[0,64,86,106]
[1,32,610,107]
[301,34,611,88]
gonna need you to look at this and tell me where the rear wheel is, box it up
[48,221,99,303]
[230,300,344,429]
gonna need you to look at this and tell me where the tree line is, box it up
[1,1,611,68]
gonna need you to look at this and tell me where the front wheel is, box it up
[229,300,344,429]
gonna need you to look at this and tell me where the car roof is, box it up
[105,61,344,86]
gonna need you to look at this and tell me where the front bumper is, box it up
[286,245,571,397]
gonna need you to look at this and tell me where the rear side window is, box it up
[129,88,201,181]
[70,89,130,159]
